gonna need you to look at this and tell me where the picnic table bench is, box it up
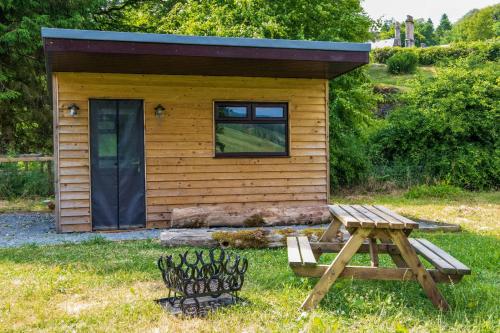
[288,204,470,311]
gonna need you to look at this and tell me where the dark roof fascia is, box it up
[41,27,371,53]
[43,38,369,64]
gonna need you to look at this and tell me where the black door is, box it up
[90,99,145,230]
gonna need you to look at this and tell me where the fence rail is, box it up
[0,155,53,163]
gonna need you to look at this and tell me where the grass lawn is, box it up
[368,63,436,90]
[0,192,498,332]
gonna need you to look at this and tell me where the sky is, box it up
[362,0,499,24]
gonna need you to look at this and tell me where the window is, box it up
[214,102,288,157]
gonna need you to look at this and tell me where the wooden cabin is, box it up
[42,28,370,233]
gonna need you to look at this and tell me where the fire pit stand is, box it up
[157,248,248,316]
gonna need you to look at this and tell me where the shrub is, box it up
[386,51,418,74]
[0,162,53,199]
[405,184,465,199]
[372,40,500,66]
[372,47,402,64]
[328,68,379,190]
[369,59,500,190]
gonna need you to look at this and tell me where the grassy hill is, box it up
[367,63,437,117]
[367,63,436,91]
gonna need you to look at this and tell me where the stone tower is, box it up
[394,22,401,46]
[405,15,415,47]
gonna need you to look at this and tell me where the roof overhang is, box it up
[42,28,370,79]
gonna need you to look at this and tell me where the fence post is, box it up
[47,160,54,195]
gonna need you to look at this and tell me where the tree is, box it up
[451,4,500,42]
[0,0,141,154]
[329,68,378,189]
[126,0,371,42]
[435,14,452,43]
[414,18,436,46]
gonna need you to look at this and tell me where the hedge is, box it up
[372,40,500,65]
[387,51,418,74]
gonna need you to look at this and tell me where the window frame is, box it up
[214,101,289,157]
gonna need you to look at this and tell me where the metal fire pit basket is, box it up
[157,248,248,316]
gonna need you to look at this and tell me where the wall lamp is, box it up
[67,103,80,117]
[154,104,166,118]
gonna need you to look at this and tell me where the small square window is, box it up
[216,105,248,118]
[254,106,285,118]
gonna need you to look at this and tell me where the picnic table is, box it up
[287,204,470,311]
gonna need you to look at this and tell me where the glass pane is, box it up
[216,105,248,118]
[215,123,286,154]
[98,133,117,158]
[255,106,284,118]
[94,102,117,166]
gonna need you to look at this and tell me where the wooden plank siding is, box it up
[54,72,329,232]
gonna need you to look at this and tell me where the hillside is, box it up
[367,63,436,91]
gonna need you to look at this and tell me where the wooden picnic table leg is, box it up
[301,227,371,311]
[389,230,450,311]
[319,216,342,242]
[378,233,408,268]
[368,238,379,267]
[313,216,342,260]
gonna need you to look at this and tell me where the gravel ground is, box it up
[0,213,162,248]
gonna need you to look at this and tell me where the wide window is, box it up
[214,102,288,157]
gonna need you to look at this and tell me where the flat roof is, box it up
[42,28,370,79]
[41,28,371,53]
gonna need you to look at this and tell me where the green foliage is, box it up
[415,18,437,46]
[451,4,500,42]
[418,40,500,65]
[435,14,452,43]
[404,184,465,199]
[0,0,141,154]
[127,0,371,42]
[386,52,418,74]
[0,162,53,198]
[372,40,500,65]
[372,47,403,64]
[329,69,379,189]
[370,59,500,190]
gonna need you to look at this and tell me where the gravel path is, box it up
[0,213,162,248]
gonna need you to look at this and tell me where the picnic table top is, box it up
[328,204,419,230]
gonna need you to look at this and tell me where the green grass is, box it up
[368,63,436,90]
[0,197,52,213]
[0,193,498,332]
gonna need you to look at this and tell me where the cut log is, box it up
[170,205,330,228]
[160,225,330,248]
